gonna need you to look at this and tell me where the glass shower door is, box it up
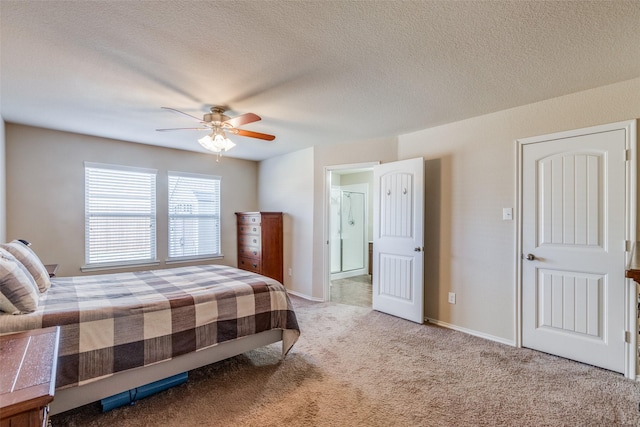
[340,191,365,272]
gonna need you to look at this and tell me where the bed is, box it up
[0,263,300,415]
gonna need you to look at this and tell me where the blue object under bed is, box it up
[100,372,188,412]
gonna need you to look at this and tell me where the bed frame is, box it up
[49,329,283,415]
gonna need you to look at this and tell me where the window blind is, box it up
[168,172,221,259]
[85,163,157,267]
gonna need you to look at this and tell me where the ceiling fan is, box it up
[157,106,275,159]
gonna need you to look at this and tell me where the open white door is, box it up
[372,157,424,323]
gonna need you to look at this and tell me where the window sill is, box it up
[81,260,160,273]
[165,254,224,265]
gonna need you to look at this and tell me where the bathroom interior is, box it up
[329,169,373,307]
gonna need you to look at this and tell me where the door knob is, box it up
[414,247,422,252]
[526,253,535,261]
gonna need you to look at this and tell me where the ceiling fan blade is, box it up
[161,107,203,122]
[224,112,261,128]
[156,127,209,132]
[235,129,276,141]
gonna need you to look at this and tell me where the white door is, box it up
[372,157,424,323]
[521,122,633,374]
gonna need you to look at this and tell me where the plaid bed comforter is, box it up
[0,264,300,389]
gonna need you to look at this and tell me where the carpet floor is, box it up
[51,296,640,426]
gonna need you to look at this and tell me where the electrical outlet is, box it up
[288,268,292,277]
[448,292,456,304]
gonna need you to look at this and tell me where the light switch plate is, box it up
[502,208,513,221]
[448,292,456,304]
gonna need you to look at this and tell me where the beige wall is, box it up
[398,77,640,343]
[0,119,5,242]
[5,124,258,276]
[258,147,314,296]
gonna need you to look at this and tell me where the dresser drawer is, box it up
[238,224,261,235]
[238,245,261,259]
[238,256,261,273]
[237,214,261,226]
[238,234,260,247]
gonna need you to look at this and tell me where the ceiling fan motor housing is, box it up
[203,106,230,125]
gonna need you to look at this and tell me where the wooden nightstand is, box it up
[0,327,60,427]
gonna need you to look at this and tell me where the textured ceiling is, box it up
[1,1,639,161]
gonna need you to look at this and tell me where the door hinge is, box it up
[626,240,632,252]
[625,149,631,161]
[625,331,631,343]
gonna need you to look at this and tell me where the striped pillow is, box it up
[1,240,51,292]
[0,254,39,314]
[0,291,21,315]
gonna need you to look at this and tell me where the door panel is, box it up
[522,127,627,373]
[373,158,424,323]
[536,269,604,339]
[379,254,414,300]
[539,152,602,247]
[380,172,414,238]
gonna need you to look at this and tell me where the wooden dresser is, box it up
[625,241,640,284]
[0,326,60,427]
[236,212,283,283]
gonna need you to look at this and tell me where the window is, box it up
[84,163,157,268]
[168,172,221,260]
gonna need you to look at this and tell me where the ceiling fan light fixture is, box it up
[197,133,218,152]
[221,138,235,151]
[198,129,236,161]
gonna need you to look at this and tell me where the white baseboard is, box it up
[330,268,368,280]
[287,290,324,302]
[425,317,515,347]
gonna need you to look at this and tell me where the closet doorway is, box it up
[326,165,375,308]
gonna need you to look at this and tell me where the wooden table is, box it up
[0,327,60,427]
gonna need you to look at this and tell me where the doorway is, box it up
[325,164,376,308]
